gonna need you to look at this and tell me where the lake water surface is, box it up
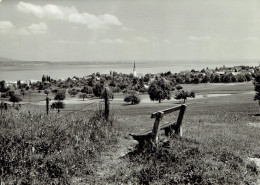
[0,60,258,81]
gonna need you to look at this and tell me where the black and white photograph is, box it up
[0,0,260,184]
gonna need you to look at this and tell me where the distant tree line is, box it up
[0,65,258,106]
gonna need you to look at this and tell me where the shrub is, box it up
[176,85,183,91]
[44,89,50,96]
[81,86,93,94]
[51,101,65,113]
[68,88,79,96]
[92,84,103,97]
[54,90,66,101]
[101,88,114,99]
[79,93,88,101]
[174,90,195,103]
[124,91,141,105]
[9,93,22,105]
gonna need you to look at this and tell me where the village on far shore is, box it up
[1,63,258,91]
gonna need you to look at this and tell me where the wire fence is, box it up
[0,94,101,121]
[50,99,100,122]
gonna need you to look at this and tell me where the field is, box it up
[1,82,260,184]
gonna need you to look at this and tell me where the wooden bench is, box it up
[130,104,187,149]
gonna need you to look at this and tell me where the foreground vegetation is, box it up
[111,138,258,184]
[0,107,118,184]
[0,73,260,184]
[109,99,260,184]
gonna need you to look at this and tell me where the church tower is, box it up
[133,61,137,77]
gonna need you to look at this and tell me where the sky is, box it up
[0,0,260,62]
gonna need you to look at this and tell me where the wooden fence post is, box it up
[104,88,109,120]
[152,111,164,145]
[175,104,187,137]
[46,96,49,115]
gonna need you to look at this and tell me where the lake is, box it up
[0,60,258,82]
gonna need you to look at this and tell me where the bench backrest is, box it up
[151,104,186,118]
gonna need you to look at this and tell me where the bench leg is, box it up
[174,125,182,137]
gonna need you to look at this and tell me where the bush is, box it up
[101,88,114,99]
[9,93,22,105]
[124,92,141,105]
[81,86,93,94]
[51,101,65,112]
[44,89,50,95]
[79,93,88,101]
[174,90,195,103]
[1,92,9,98]
[92,84,103,97]
[68,88,79,96]
[54,90,66,101]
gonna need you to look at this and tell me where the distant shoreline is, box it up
[0,61,258,82]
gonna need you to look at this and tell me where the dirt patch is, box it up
[71,137,137,184]
[248,122,260,128]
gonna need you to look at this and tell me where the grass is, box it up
[0,82,260,184]
[107,83,260,184]
[108,138,259,184]
[0,106,118,184]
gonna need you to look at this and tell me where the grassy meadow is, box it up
[1,82,260,184]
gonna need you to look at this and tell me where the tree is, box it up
[174,90,195,103]
[51,101,65,113]
[69,89,79,96]
[9,93,22,106]
[189,91,196,98]
[148,78,171,103]
[254,74,260,105]
[174,90,188,103]
[81,86,93,94]
[0,80,8,92]
[124,91,141,105]
[176,85,183,91]
[42,75,46,82]
[20,89,25,97]
[92,84,103,97]
[52,90,66,113]
[54,90,66,101]
[79,93,88,101]
[101,88,114,99]
[201,75,210,83]
[44,89,50,96]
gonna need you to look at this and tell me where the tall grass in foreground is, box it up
[0,107,117,184]
[109,137,259,184]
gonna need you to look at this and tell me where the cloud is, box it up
[27,22,48,34]
[17,1,123,30]
[246,37,258,41]
[187,36,211,41]
[0,21,14,33]
[101,38,125,44]
[163,39,171,44]
[55,40,82,44]
[135,37,149,42]
[0,21,48,35]
[122,26,128,31]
